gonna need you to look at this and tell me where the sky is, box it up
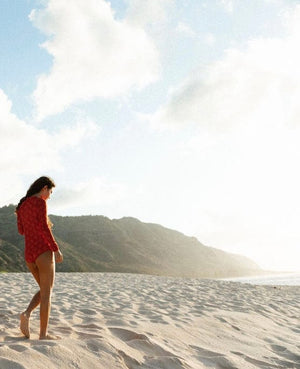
[1,0,300,272]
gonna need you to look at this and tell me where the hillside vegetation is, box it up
[0,204,261,277]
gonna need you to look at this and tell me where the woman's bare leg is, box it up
[20,262,41,338]
[20,251,59,339]
[20,291,40,336]
[25,291,41,314]
[25,262,41,315]
[35,251,55,339]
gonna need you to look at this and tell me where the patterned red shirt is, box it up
[17,196,58,263]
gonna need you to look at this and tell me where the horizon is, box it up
[1,0,300,273]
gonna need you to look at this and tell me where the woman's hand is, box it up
[55,250,63,263]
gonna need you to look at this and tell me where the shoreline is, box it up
[221,271,300,286]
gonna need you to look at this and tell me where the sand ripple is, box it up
[0,273,299,368]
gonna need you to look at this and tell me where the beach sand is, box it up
[0,272,299,369]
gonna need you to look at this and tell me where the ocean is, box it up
[222,273,300,286]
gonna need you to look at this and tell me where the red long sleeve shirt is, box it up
[17,196,58,263]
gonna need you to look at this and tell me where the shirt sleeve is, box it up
[17,213,24,235]
[37,199,59,252]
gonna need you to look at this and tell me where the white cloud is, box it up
[139,117,300,271]
[150,5,300,131]
[219,0,234,13]
[30,0,160,121]
[50,177,127,216]
[52,118,98,148]
[176,22,196,38]
[203,33,216,46]
[125,0,174,27]
[0,89,98,205]
[0,89,59,174]
[142,5,300,271]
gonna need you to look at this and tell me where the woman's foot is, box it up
[39,334,61,340]
[20,312,30,338]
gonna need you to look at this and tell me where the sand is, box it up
[0,272,299,369]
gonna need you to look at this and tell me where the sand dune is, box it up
[0,273,299,369]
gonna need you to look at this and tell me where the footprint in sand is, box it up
[146,356,191,369]
[109,328,148,342]
[291,327,300,334]
[79,308,98,315]
[231,351,277,368]
[190,345,240,369]
[270,344,286,352]
[72,323,103,340]
[85,338,110,354]
[0,358,26,369]
[118,350,142,369]
[271,345,300,364]
[10,344,28,353]
[55,326,73,335]
[109,327,177,358]
[74,323,103,330]
[111,329,189,369]
[190,345,223,358]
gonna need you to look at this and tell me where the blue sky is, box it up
[1,0,300,271]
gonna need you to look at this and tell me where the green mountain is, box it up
[0,204,261,277]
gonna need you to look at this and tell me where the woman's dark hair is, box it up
[16,176,55,211]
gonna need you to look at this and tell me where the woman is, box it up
[16,176,63,340]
